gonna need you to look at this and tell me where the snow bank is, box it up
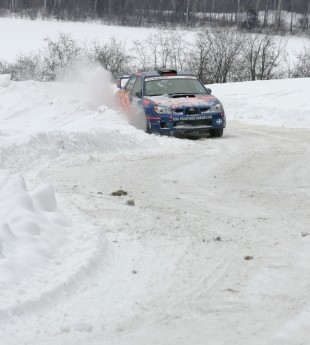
[0,65,162,172]
[0,174,107,316]
[0,175,64,286]
[0,74,11,87]
[0,68,159,317]
[211,78,310,129]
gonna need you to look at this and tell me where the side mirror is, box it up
[135,91,142,98]
[116,76,130,89]
[116,80,122,89]
[206,88,212,94]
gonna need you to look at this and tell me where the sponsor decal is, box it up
[146,116,161,120]
[174,115,212,121]
[116,90,131,112]
[148,95,217,108]
[145,76,196,81]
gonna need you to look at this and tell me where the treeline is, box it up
[1,29,310,83]
[0,0,310,31]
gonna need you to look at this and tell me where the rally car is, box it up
[116,69,226,137]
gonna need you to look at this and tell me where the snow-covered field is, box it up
[0,18,166,62]
[0,17,309,63]
[1,18,310,345]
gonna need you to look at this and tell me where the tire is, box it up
[146,120,152,134]
[210,128,223,138]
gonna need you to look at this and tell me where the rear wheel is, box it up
[210,128,223,138]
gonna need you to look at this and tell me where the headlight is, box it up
[209,102,224,112]
[154,105,172,114]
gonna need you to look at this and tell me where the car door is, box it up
[129,76,146,129]
[131,76,143,109]
[119,76,137,112]
[122,76,144,113]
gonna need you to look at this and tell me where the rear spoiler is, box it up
[157,69,177,76]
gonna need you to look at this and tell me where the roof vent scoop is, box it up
[157,69,177,76]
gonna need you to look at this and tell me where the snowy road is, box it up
[2,119,309,345]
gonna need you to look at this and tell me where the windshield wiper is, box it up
[169,93,196,98]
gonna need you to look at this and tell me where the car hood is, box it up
[146,94,219,109]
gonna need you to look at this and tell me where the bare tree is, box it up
[186,29,212,83]
[42,0,47,13]
[237,0,241,26]
[208,28,244,83]
[88,36,132,77]
[301,0,310,30]
[42,32,81,80]
[275,0,283,31]
[293,46,310,77]
[210,0,216,23]
[241,33,285,80]
[7,0,19,12]
[188,27,243,84]
[186,0,190,26]
[289,0,294,33]
[133,29,187,71]
[7,0,310,32]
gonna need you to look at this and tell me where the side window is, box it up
[125,76,137,94]
[132,77,143,98]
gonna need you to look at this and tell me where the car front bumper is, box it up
[147,113,226,134]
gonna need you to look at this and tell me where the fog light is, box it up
[160,122,169,129]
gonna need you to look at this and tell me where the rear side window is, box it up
[132,77,143,97]
[125,76,137,94]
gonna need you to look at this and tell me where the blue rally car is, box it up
[116,69,226,137]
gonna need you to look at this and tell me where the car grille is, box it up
[173,107,210,116]
[172,108,184,114]
[185,107,200,115]
[173,119,212,128]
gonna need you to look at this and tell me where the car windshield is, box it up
[144,77,207,96]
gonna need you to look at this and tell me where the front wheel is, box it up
[146,120,152,134]
[210,128,223,138]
